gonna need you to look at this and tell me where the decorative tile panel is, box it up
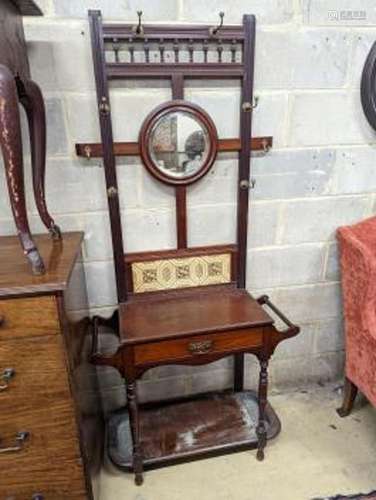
[131,253,232,293]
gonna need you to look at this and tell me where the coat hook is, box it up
[242,96,259,112]
[261,139,270,154]
[84,145,92,160]
[210,12,224,36]
[133,10,144,35]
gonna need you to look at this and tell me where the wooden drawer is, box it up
[0,296,60,341]
[134,328,264,366]
[0,335,73,412]
[0,439,87,499]
[0,407,87,499]
[0,336,87,499]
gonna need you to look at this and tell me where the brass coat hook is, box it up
[210,12,224,36]
[242,96,259,111]
[133,10,144,35]
[261,139,270,153]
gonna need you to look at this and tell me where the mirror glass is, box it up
[148,111,210,179]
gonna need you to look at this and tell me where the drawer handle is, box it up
[188,340,213,355]
[0,368,15,392]
[0,315,4,327]
[0,431,30,454]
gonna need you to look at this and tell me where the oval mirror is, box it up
[140,101,218,185]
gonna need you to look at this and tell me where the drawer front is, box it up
[134,328,264,366]
[0,335,73,412]
[0,446,87,499]
[0,296,60,341]
[0,336,88,499]
[0,415,87,500]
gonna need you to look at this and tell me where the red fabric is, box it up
[337,216,376,407]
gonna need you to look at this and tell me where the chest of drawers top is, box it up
[0,232,84,299]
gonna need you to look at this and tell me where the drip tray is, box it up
[107,390,281,471]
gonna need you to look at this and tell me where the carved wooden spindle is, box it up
[231,39,237,63]
[126,381,143,485]
[188,39,194,63]
[143,38,149,63]
[217,38,223,63]
[159,38,165,63]
[0,65,44,274]
[256,358,269,461]
[128,37,135,63]
[112,37,120,63]
[203,39,209,63]
[173,39,179,63]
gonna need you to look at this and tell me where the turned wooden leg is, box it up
[337,377,358,417]
[234,353,244,392]
[256,358,269,461]
[18,77,61,240]
[0,65,44,274]
[126,381,143,485]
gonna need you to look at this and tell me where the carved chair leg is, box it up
[18,78,61,240]
[126,380,144,485]
[256,358,269,461]
[0,65,44,274]
[337,377,358,417]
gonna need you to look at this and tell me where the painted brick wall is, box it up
[2,0,376,408]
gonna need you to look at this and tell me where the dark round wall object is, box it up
[361,41,376,131]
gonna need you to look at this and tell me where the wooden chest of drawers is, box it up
[0,233,102,500]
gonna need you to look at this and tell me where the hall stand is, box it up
[76,10,300,485]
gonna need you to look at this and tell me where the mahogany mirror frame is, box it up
[139,100,218,186]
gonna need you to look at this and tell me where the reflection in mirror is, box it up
[149,111,210,179]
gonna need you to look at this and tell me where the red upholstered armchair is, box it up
[337,216,376,416]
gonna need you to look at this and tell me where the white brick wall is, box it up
[4,0,376,401]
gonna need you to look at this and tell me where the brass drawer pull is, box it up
[188,340,213,355]
[0,431,29,454]
[0,368,15,392]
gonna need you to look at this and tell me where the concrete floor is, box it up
[99,383,376,500]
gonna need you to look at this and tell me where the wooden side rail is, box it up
[76,136,273,159]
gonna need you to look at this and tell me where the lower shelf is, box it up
[107,390,281,471]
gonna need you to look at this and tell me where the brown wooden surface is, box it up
[0,336,87,499]
[0,232,84,297]
[0,0,30,81]
[176,185,187,248]
[120,289,273,345]
[11,0,43,15]
[89,11,128,303]
[0,233,101,499]
[102,23,245,41]
[125,244,237,263]
[75,136,272,158]
[62,252,104,486]
[0,335,74,409]
[0,295,59,340]
[134,328,263,366]
[234,14,257,392]
[107,391,281,470]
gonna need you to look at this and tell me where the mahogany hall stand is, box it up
[76,10,300,485]
[0,0,61,275]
